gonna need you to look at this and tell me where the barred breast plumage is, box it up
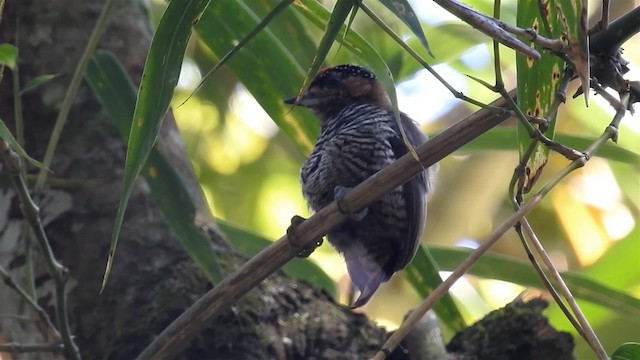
[285,65,435,307]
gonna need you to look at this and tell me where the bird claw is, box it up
[334,186,368,221]
[287,215,323,258]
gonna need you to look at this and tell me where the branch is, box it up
[0,264,60,341]
[0,140,80,360]
[373,190,543,360]
[136,94,514,359]
[434,0,540,59]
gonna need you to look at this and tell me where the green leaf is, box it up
[555,0,589,103]
[406,246,466,331]
[612,342,640,360]
[85,50,223,284]
[0,43,17,69]
[103,0,211,289]
[430,246,640,316]
[584,228,640,293]
[516,0,575,193]
[0,119,46,169]
[195,0,320,155]
[182,0,292,106]
[21,74,59,94]
[378,0,432,56]
[217,219,336,297]
[86,50,222,282]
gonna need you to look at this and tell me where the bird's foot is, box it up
[334,185,368,221]
[287,215,323,258]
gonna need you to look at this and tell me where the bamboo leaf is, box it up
[430,246,640,316]
[296,0,358,101]
[195,0,320,154]
[612,342,640,360]
[0,119,46,169]
[457,128,640,168]
[86,50,223,284]
[103,0,211,289]
[21,74,59,95]
[377,0,432,56]
[515,0,585,193]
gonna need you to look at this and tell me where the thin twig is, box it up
[508,69,584,335]
[11,22,25,154]
[136,95,514,360]
[0,264,60,341]
[434,0,540,59]
[0,140,80,360]
[372,196,542,360]
[494,0,583,343]
[497,85,583,161]
[358,3,491,110]
[519,218,608,359]
[496,19,568,53]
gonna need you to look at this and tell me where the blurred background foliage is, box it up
[149,0,638,357]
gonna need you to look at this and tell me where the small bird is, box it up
[284,64,435,308]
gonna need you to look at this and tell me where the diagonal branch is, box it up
[136,93,514,360]
[373,190,544,360]
[434,0,541,59]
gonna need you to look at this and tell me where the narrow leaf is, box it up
[86,50,223,284]
[516,0,571,193]
[196,0,320,154]
[377,0,433,56]
[457,128,640,168]
[181,0,292,106]
[612,342,640,360]
[21,74,59,94]
[296,0,357,100]
[430,246,640,316]
[103,0,211,289]
[0,119,46,169]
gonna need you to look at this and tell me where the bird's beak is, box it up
[284,91,323,107]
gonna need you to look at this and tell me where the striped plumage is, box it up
[285,65,434,308]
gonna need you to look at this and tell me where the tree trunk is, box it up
[0,0,388,358]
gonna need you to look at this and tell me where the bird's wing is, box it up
[387,113,429,270]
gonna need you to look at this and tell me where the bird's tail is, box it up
[343,243,390,308]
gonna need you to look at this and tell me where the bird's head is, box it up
[284,65,391,121]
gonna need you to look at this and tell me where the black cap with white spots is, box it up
[311,64,376,88]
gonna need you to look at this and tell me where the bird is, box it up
[284,64,435,308]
